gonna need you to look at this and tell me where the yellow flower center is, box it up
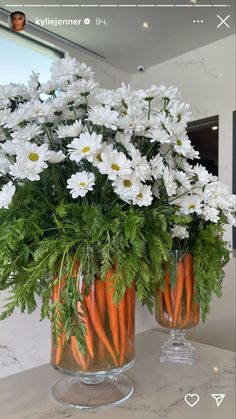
[176,139,182,146]
[188,204,195,210]
[28,152,39,161]
[137,192,143,199]
[111,163,120,171]
[97,153,102,162]
[79,182,86,188]
[82,146,91,153]
[124,180,132,187]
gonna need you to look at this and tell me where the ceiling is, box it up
[1,1,235,73]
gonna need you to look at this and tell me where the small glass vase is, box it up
[155,251,199,365]
[51,273,135,409]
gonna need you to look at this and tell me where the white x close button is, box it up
[217,15,230,29]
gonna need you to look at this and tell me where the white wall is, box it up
[131,34,236,351]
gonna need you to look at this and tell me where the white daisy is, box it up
[99,149,132,180]
[8,163,26,180]
[146,126,170,144]
[28,71,40,98]
[10,143,50,181]
[87,105,119,131]
[119,109,146,135]
[67,79,98,97]
[145,84,160,100]
[50,57,78,82]
[130,148,152,181]
[223,210,236,227]
[115,132,132,151]
[0,150,10,175]
[0,109,11,126]
[173,133,193,157]
[4,107,26,129]
[95,88,117,107]
[56,120,82,139]
[67,171,95,198]
[157,84,179,100]
[92,143,113,168]
[77,62,94,80]
[114,82,132,104]
[202,205,219,223]
[21,100,54,124]
[112,173,140,201]
[150,154,164,180]
[191,164,210,186]
[174,170,191,190]
[1,140,17,155]
[152,181,160,199]
[0,83,28,107]
[171,225,189,240]
[0,181,16,209]
[67,131,102,163]
[169,102,192,127]
[39,80,64,95]
[11,123,43,143]
[47,150,66,164]
[163,167,177,197]
[176,194,202,215]
[133,184,153,207]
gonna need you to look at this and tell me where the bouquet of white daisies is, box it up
[0,57,235,337]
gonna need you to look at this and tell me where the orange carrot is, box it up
[118,294,126,367]
[194,302,200,325]
[172,260,184,327]
[84,286,118,367]
[126,284,135,352]
[181,253,193,328]
[163,267,173,324]
[72,260,94,359]
[193,288,200,325]
[52,275,66,366]
[171,285,176,308]
[72,259,80,279]
[77,301,94,359]
[55,330,66,365]
[71,336,87,370]
[177,303,182,326]
[158,288,165,323]
[95,279,106,362]
[105,269,120,355]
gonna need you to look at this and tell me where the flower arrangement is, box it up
[0,57,235,350]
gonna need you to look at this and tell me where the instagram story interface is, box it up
[0,1,235,418]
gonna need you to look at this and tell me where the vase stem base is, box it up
[51,373,134,409]
[160,330,196,365]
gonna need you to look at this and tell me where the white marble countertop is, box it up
[0,329,235,419]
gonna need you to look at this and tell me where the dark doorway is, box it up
[187,116,219,176]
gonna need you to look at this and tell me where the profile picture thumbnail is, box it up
[9,11,26,32]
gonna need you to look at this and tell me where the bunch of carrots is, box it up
[156,253,199,329]
[52,264,135,372]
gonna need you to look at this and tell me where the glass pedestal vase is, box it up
[51,364,134,410]
[159,329,196,365]
[51,273,135,409]
[155,251,199,365]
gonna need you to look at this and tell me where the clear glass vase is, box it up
[155,251,199,365]
[51,273,135,409]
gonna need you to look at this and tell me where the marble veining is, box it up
[0,344,23,370]
[174,51,224,79]
[0,330,234,419]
